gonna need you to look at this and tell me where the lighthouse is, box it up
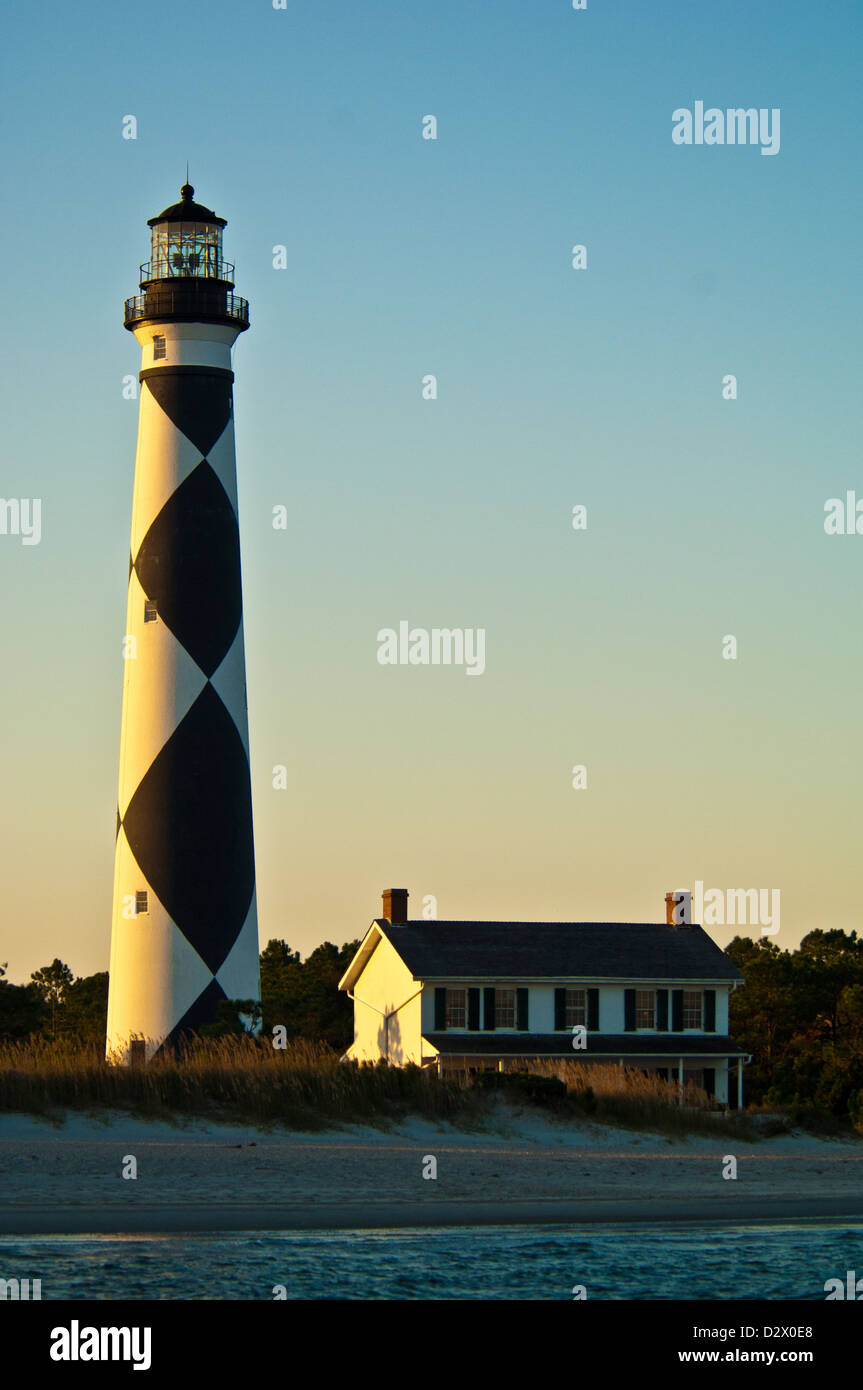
[106,183,260,1062]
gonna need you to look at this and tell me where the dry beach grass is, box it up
[1,1037,762,1141]
[0,1037,464,1128]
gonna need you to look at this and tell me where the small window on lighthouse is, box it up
[135,891,149,915]
[144,600,158,622]
[152,335,167,360]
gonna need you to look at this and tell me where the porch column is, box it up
[678,1057,684,1104]
[737,1058,743,1109]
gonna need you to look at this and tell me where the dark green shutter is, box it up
[587,988,599,1032]
[624,989,636,1032]
[434,987,447,1030]
[554,988,566,1031]
[484,987,496,1031]
[468,988,480,1031]
[704,989,716,1032]
[517,988,529,1032]
[656,988,668,1031]
[703,1067,715,1097]
[671,989,684,1032]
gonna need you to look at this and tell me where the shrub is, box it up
[848,1090,863,1136]
[471,1070,567,1104]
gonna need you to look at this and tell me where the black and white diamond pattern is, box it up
[107,366,259,1060]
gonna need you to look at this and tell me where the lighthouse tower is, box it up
[106,183,260,1062]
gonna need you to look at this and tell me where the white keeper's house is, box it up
[338,889,749,1106]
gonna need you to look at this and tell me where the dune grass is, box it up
[523,1059,767,1140]
[0,1038,769,1139]
[0,1037,473,1129]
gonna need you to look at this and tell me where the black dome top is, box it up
[147,184,227,228]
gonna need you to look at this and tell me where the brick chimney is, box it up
[665,890,692,927]
[382,888,409,924]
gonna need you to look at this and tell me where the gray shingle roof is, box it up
[423,1033,748,1057]
[375,920,744,982]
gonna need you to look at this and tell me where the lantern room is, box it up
[145,183,229,284]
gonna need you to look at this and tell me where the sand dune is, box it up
[1,1106,861,1233]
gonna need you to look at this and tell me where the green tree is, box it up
[29,959,74,1039]
[838,984,863,1044]
[792,930,863,1042]
[726,931,863,1119]
[726,936,796,1062]
[260,938,359,1050]
[59,972,109,1043]
[0,967,45,1039]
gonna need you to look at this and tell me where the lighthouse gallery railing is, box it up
[124,288,250,329]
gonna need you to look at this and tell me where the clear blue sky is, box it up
[1,0,862,980]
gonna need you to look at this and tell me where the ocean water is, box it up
[2,1223,862,1299]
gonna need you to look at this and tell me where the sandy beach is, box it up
[1,1104,862,1234]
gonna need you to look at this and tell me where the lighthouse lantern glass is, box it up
[150,221,223,280]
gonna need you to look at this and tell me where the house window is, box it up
[144,600,158,622]
[683,991,703,1029]
[635,989,655,1029]
[565,988,586,1028]
[135,891,148,915]
[495,988,515,1028]
[446,988,466,1029]
[685,1068,704,1091]
[153,335,167,360]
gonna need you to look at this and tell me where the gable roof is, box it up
[356,920,744,984]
